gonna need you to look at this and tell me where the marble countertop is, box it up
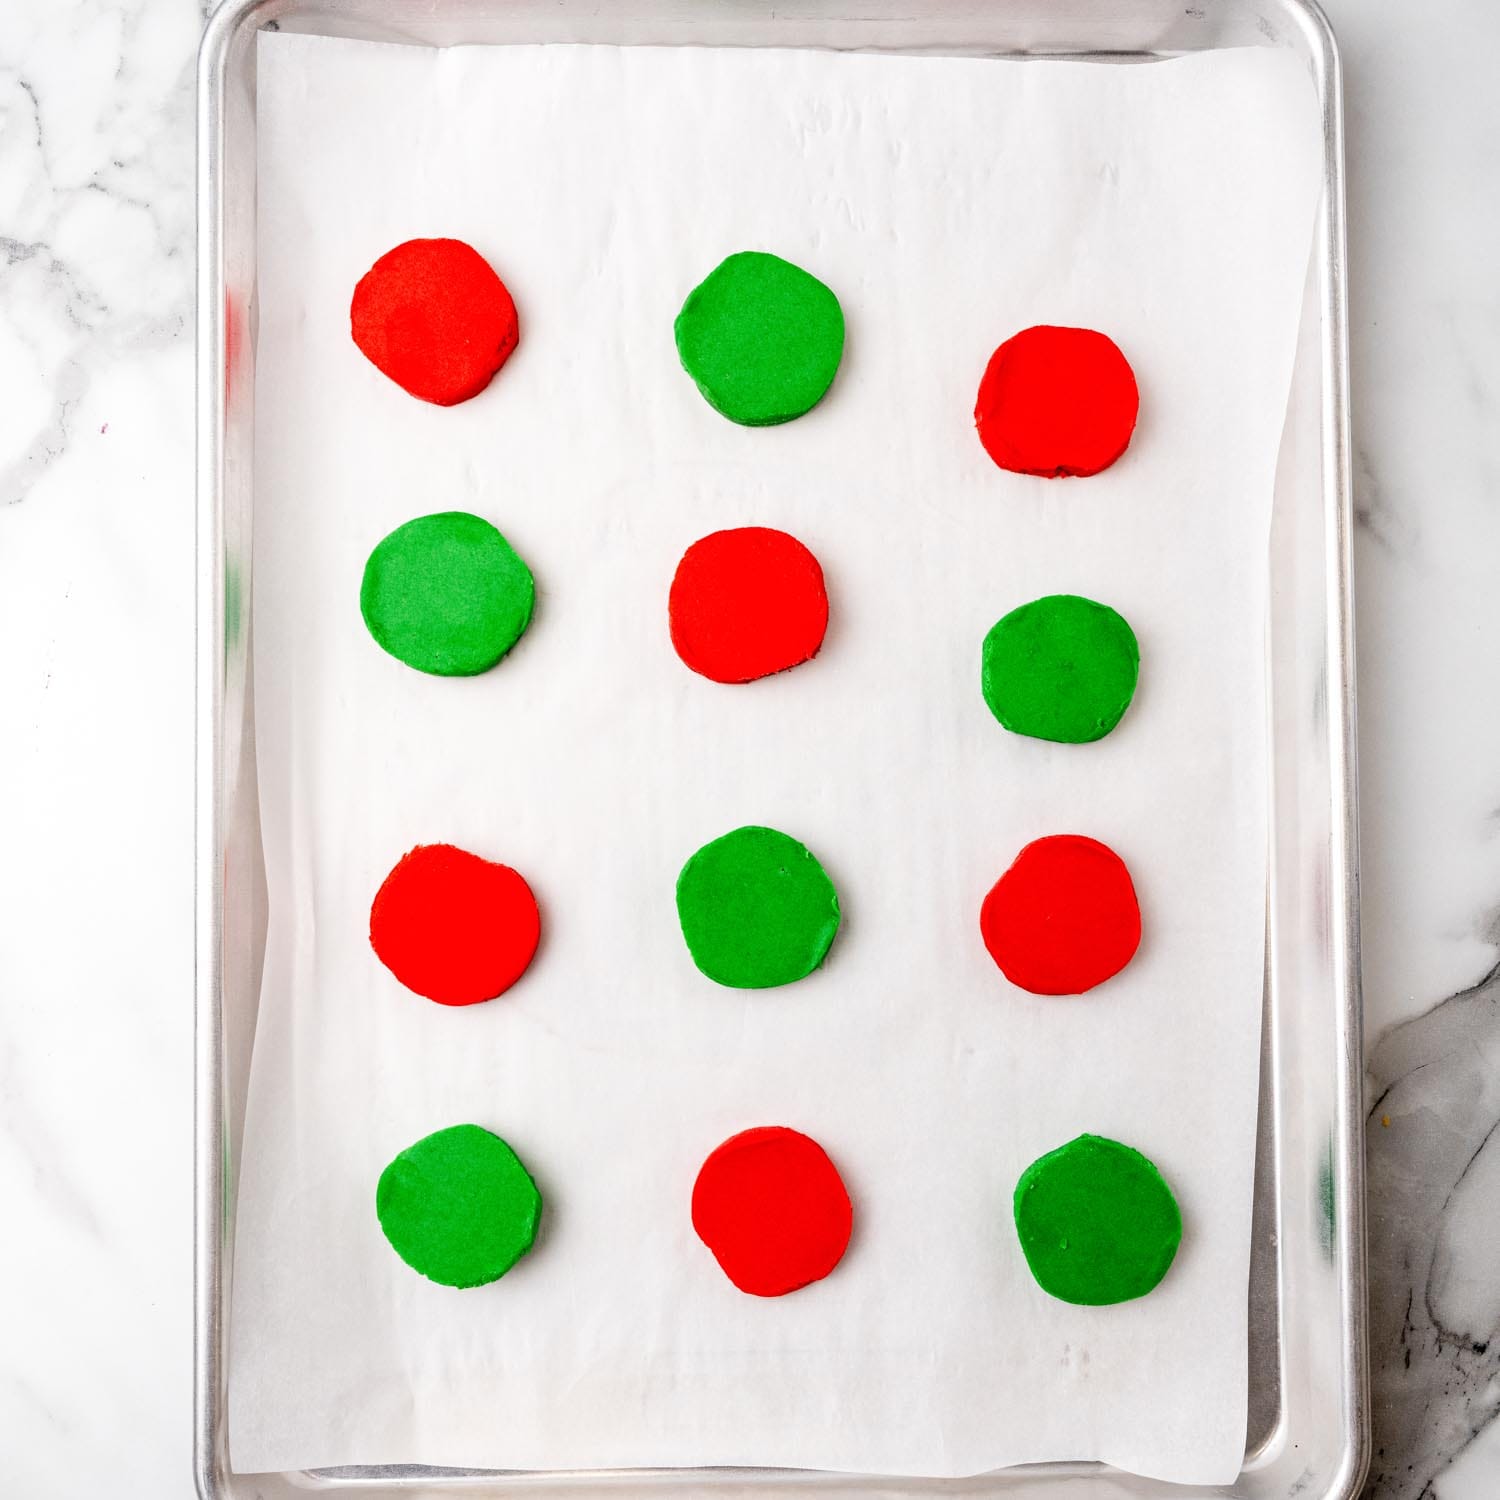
[0,1,1495,1494]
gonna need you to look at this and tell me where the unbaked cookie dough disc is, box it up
[980,834,1140,995]
[692,1126,853,1297]
[1012,1133,1182,1305]
[974,325,1139,477]
[370,843,540,1006]
[982,594,1139,743]
[377,1124,542,1288]
[676,825,840,989]
[360,511,534,677]
[674,251,845,426]
[350,238,519,406]
[669,526,829,683]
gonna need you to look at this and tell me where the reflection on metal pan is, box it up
[195,3,1363,1496]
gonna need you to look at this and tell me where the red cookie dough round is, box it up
[691,1126,853,1297]
[669,526,829,684]
[351,238,519,406]
[974,325,1139,478]
[980,834,1141,995]
[370,843,540,1006]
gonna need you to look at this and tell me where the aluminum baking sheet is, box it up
[193,5,1368,1494]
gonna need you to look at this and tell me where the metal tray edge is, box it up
[192,3,1368,1496]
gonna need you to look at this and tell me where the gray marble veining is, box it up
[0,2,199,511]
[1366,966,1500,1499]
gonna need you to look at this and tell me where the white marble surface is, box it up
[0,0,1496,1494]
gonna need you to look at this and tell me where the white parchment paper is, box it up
[230,35,1321,1483]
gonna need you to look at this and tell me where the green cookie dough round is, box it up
[1013,1133,1182,1305]
[376,1123,541,1288]
[360,511,534,676]
[674,251,845,426]
[676,825,840,989]
[981,594,1139,743]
